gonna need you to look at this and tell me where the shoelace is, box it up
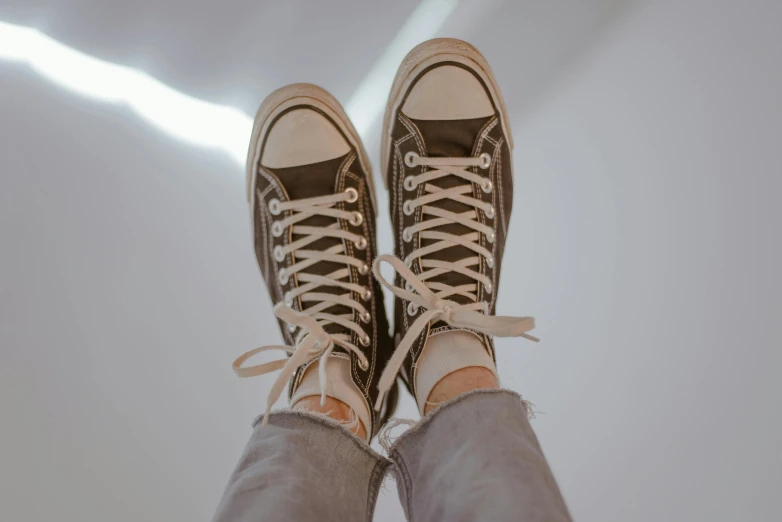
[233,188,372,425]
[371,153,539,410]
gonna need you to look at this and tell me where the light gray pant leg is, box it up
[390,389,572,522]
[213,411,389,522]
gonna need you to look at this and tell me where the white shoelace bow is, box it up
[371,153,539,410]
[233,189,371,425]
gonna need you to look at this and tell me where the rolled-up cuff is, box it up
[214,410,389,522]
[388,389,572,522]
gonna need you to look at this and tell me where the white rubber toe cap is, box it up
[402,65,495,120]
[261,108,351,168]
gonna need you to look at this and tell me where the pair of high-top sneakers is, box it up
[233,39,537,440]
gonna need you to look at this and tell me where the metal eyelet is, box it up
[273,245,285,262]
[271,221,284,237]
[479,152,491,169]
[358,263,369,275]
[268,198,282,215]
[485,206,495,219]
[360,311,371,323]
[403,176,417,191]
[345,187,358,203]
[486,254,495,268]
[485,282,493,294]
[359,335,371,347]
[405,281,414,292]
[361,287,372,301]
[481,179,493,193]
[485,231,496,244]
[354,237,368,250]
[288,324,297,333]
[402,227,413,242]
[349,211,364,227]
[403,200,415,216]
[284,291,293,306]
[407,302,419,316]
[277,268,289,285]
[404,151,419,167]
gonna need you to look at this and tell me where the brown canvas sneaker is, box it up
[372,39,538,413]
[233,83,397,438]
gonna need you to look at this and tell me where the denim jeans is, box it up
[213,389,571,522]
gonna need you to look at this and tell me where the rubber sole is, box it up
[380,38,514,188]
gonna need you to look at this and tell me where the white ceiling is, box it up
[1,1,780,521]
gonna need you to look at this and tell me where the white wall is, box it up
[1,1,780,521]
[500,1,782,520]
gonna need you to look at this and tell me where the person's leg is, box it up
[389,388,572,522]
[375,38,571,521]
[213,411,388,522]
[294,394,367,440]
[214,83,398,521]
[423,366,497,414]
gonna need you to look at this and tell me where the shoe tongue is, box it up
[266,154,353,338]
[410,116,491,158]
[409,116,493,308]
[269,154,347,199]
